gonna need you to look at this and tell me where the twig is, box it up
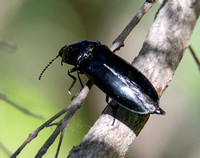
[55,129,65,158]
[35,106,73,158]
[35,81,92,158]
[188,45,200,71]
[10,106,69,158]
[11,81,92,158]
[110,0,155,52]
[0,92,43,119]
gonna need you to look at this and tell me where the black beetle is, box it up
[39,40,165,115]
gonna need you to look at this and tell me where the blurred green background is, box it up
[0,0,199,158]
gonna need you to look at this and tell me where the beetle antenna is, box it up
[38,54,60,80]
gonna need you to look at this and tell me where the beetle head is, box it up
[59,40,100,66]
[39,40,101,80]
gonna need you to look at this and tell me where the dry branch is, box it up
[11,81,92,158]
[188,45,200,71]
[111,0,155,52]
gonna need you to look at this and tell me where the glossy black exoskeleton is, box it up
[57,40,165,115]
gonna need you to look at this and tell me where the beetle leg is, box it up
[77,70,84,88]
[105,96,118,126]
[111,103,118,126]
[68,67,78,94]
[106,95,110,103]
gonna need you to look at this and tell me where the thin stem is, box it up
[188,45,200,71]
[110,0,155,52]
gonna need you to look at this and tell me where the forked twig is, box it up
[35,81,92,158]
[35,106,74,158]
[11,81,92,158]
[10,106,69,158]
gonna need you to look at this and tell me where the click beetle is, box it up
[39,40,165,115]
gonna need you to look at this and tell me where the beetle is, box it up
[39,40,165,115]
